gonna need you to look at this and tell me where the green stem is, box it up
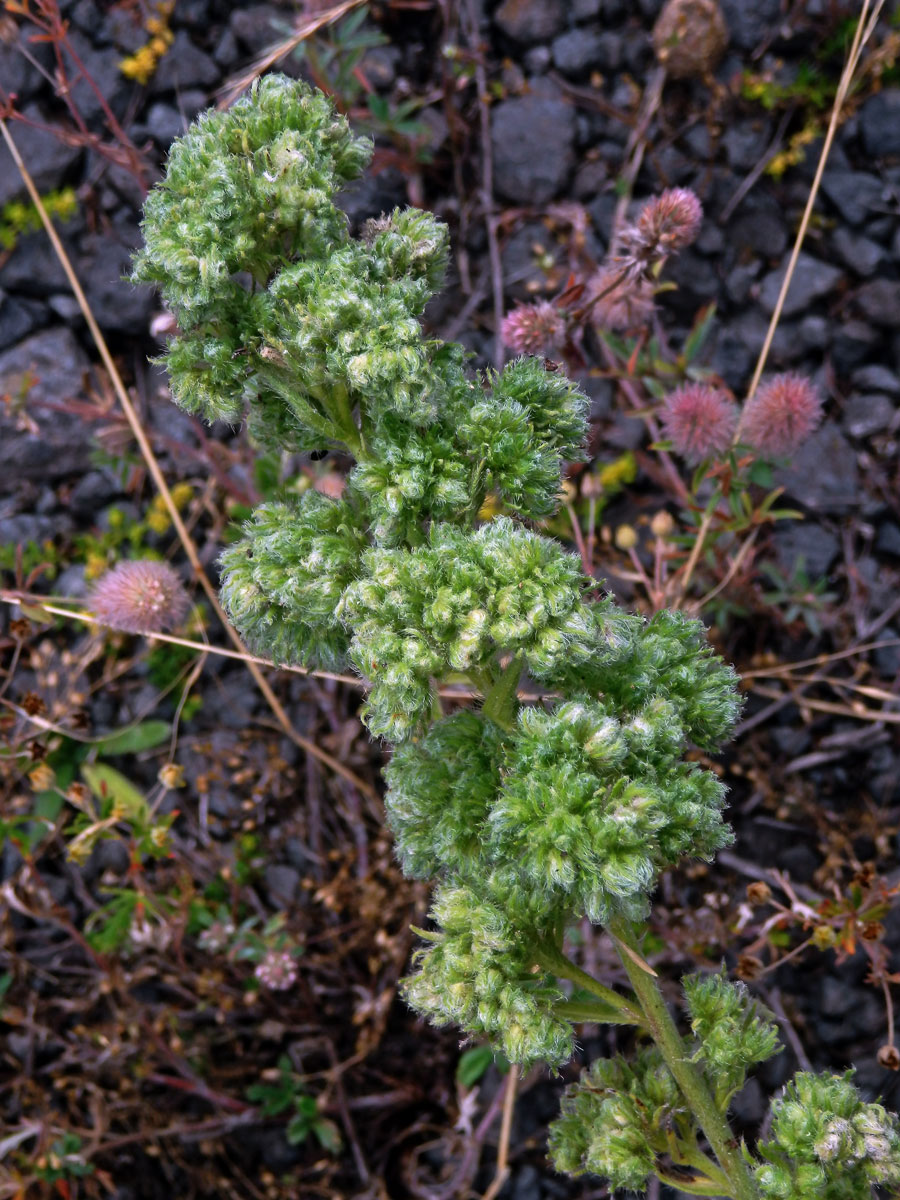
[656,1168,735,1197]
[553,999,642,1027]
[331,383,364,458]
[606,917,758,1200]
[534,941,644,1027]
[481,655,522,730]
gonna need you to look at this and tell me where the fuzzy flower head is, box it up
[618,188,703,279]
[660,383,738,463]
[500,300,567,356]
[741,373,823,457]
[90,560,190,634]
[587,265,655,333]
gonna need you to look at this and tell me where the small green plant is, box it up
[0,186,77,252]
[247,1055,341,1151]
[132,76,900,1199]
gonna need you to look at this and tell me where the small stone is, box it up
[572,0,603,17]
[229,4,282,51]
[0,105,83,209]
[799,315,829,350]
[852,364,900,395]
[491,96,576,205]
[832,319,879,374]
[552,29,616,76]
[842,393,895,439]
[876,522,900,558]
[151,30,219,92]
[0,292,46,351]
[821,169,884,227]
[775,422,859,513]
[264,864,301,909]
[0,329,93,488]
[757,252,843,318]
[860,90,900,158]
[872,627,900,677]
[831,227,884,277]
[144,102,188,147]
[723,118,772,171]
[494,0,566,44]
[66,33,130,124]
[853,278,900,327]
[718,0,780,50]
[773,522,839,579]
[78,233,155,335]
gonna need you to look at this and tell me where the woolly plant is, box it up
[134,75,900,1199]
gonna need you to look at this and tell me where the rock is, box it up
[831,227,884,277]
[77,232,155,334]
[723,118,772,171]
[757,252,843,318]
[213,28,240,70]
[264,864,301,909]
[860,90,900,158]
[775,423,859,513]
[0,329,94,488]
[0,292,47,350]
[0,513,70,547]
[731,1078,767,1125]
[491,96,576,205]
[523,45,552,74]
[0,24,55,101]
[799,314,829,350]
[553,29,621,76]
[842,393,895,439]
[572,0,603,16]
[873,627,900,677]
[143,102,189,147]
[820,974,856,1018]
[103,6,148,53]
[852,364,900,395]
[500,221,563,301]
[772,521,839,579]
[361,45,401,90]
[335,167,408,230]
[776,842,818,883]
[832,319,878,374]
[229,5,283,52]
[0,229,77,296]
[66,33,130,123]
[151,30,219,92]
[0,105,83,209]
[69,469,122,518]
[718,0,780,50]
[853,278,900,327]
[876,521,900,557]
[494,0,566,44]
[821,170,884,227]
[510,1165,541,1200]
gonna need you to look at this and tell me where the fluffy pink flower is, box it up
[741,374,823,456]
[500,300,567,356]
[618,188,703,279]
[660,383,738,463]
[90,560,190,634]
[587,265,656,332]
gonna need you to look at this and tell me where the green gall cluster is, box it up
[683,970,781,1104]
[344,519,596,739]
[384,711,506,878]
[755,1072,900,1198]
[219,491,367,669]
[549,1048,681,1190]
[402,878,573,1070]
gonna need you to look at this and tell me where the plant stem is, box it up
[607,917,759,1200]
[481,655,523,730]
[534,941,644,1027]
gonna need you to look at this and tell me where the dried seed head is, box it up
[660,382,738,463]
[90,560,190,635]
[746,880,772,907]
[741,374,823,457]
[878,1044,900,1071]
[500,300,568,356]
[653,0,729,79]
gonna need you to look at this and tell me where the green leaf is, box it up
[94,721,170,756]
[748,460,774,488]
[313,1117,342,1153]
[457,1045,495,1088]
[33,790,64,821]
[81,763,148,821]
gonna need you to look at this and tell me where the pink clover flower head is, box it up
[254,949,299,991]
[90,560,190,634]
[500,300,567,356]
[588,265,656,332]
[660,382,738,463]
[741,373,823,457]
[618,188,703,279]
